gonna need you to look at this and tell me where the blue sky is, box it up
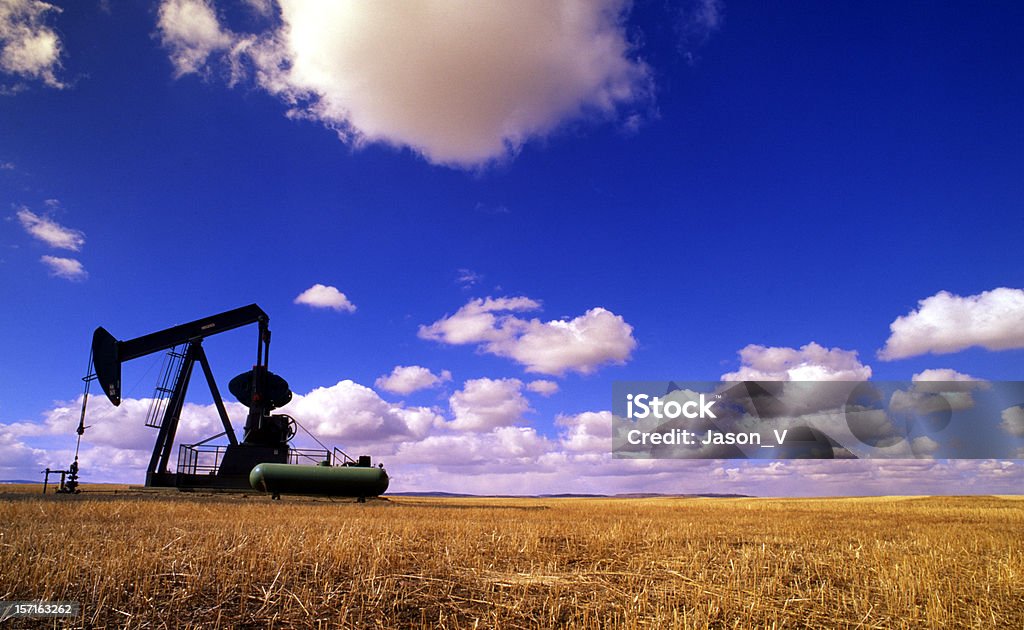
[1,0,1023,494]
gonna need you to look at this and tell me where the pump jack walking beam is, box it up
[91,304,269,406]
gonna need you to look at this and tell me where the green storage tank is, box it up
[249,462,389,499]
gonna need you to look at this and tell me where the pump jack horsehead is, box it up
[53,304,388,501]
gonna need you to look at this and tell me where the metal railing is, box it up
[177,444,332,476]
[177,444,224,476]
[289,447,334,466]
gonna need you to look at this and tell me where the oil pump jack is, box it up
[67,304,389,498]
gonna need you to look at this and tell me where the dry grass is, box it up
[1,487,1021,628]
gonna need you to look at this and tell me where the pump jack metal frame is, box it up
[89,304,300,489]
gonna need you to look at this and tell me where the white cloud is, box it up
[375,365,451,395]
[0,428,48,474]
[526,380,559,397]
[419,296,636,376]
[394,426,552,467]
[157,0,235,77]
[0,0,64,88]
[911,368,982,383]
[285,379,442,443]
[40,255,86,281]
[1001,406,1024,438]
[894,370,988,414]
[448,377,530,432]
[910,435,941,458]
[879,288,1024,360]
[419,296,539,344]
[557,410,610,453]
[17,207,85,250]
[156,0,652,168]
[721,342,872,381]
[31,395,233,451]
[498,308,636,376]
[293,283,356,312]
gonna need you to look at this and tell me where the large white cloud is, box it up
[375,365,451,395]
[285,379,443,443]
[0,0,64,88]
[420,297,636,376]
[156,0,652,168]
[497,308,637,376]
[721,342,872,382]
[879,288,1024,360]
[447,377,531,432]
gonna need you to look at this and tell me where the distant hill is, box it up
[388,491,477,497]
[0,483,752,499]
[388,491,752,499]
[613,493,751,499]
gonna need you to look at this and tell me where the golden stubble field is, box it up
[1,488,1021,629]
